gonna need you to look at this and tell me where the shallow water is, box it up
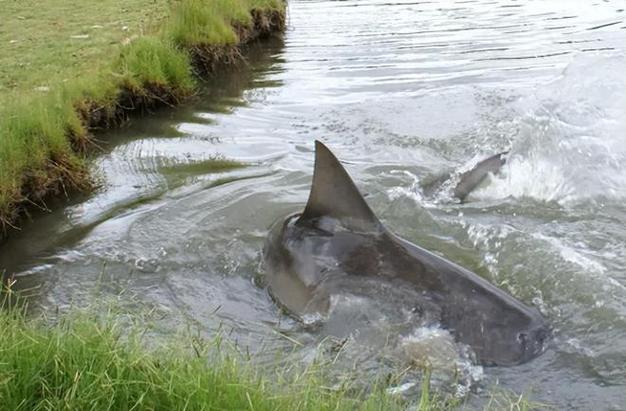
[3,0,626,408]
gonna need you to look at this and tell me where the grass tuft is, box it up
[116,37,196,103]
[165,0,241,47]
[0,283,543,411]
[0,297,406,410]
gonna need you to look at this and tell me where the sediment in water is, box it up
[0,2,286,237]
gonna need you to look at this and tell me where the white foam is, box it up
[399,325,484,391]
[472,53,626,205]
[387,170,423,203]
[386,382,417,395]
[533,233,606,275]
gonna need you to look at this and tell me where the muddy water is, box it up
[3,0,626,408]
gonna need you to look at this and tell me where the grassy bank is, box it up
[0,294,546,411]
[0,302,406,410]
[0,0,286,234]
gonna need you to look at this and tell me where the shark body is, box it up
[263,141,548,366]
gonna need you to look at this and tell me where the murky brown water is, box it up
[2,0,626,408]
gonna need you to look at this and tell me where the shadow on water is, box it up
[0,36,286,286]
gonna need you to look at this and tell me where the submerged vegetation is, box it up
[0,0,286,233]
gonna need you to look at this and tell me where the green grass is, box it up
[0,280,545,411]
[167,0,242,47]
[116,37,196,98]
[0,299,408,410]
[0,0,286,232]
[0,293,549,411]
[165,0,285,47]
[0,0,170,94]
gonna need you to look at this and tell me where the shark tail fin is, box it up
[297,141,380,231]
[453,151,509,201]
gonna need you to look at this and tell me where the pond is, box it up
[2,0,625,408]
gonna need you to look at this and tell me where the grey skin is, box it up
[263,141,549,366]
[420,151,508,202]
[453,151,508,201]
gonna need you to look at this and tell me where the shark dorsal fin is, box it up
[297,141,381,231]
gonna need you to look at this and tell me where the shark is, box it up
[263,141,548,366]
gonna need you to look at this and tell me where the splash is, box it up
[397,326,484,398]
[474,53,626,205]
